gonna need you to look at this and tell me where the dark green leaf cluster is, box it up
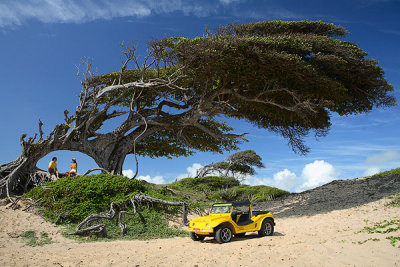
[159,20,395,153]
[218,20,348,37]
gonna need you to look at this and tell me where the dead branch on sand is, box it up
[70,194,188,237]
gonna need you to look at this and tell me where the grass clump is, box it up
[20,230,53,246]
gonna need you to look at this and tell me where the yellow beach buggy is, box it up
[188,200,274,243]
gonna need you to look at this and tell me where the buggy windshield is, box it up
[211,204,232,214]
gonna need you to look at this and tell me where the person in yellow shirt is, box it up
[65,158,78,177]
[48,157,59,178]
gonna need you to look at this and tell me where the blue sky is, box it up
[0,0,399,192]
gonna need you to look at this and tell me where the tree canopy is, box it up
[196,150,265,180]
[0,20,396,196]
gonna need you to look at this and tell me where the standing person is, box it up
[66,158,78,177]
[48,157,59,179]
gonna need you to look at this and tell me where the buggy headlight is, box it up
[206,224,210,228]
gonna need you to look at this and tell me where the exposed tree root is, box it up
[70,194,188,237]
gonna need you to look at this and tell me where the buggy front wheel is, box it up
[215,225,232,243]
[190,232,205,241]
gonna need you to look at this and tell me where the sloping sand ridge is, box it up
[1,174,399,266]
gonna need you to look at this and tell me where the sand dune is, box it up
[1,174,399,266]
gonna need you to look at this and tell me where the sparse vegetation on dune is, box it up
[372,168,400,177]
[20,230,53,247]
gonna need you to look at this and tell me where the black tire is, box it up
[190,232,206,241]
[235,233,246,238]
[258,219,274,237]
[215,225,232,243]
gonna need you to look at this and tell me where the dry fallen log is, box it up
[70,194,188,237]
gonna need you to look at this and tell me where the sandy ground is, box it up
[1,175,399,267]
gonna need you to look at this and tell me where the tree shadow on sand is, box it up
[253,174,400,218]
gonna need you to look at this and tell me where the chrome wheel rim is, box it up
[264,222,272,235]
[221,228,232,242]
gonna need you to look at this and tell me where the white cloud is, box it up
[242,175,270,186]
[273,169,298,191]
[137,175,166,184]
[363,167,380,176]
[123,169,166,184]
[0,0,238,28]
[122,169,135,178]
[243,160,339,193]
[176,163,203,180]
[296,160,339,192]
[365,151,400,165]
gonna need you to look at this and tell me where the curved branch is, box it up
[82,168,110,176]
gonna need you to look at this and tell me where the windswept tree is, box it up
[196,150,265,180]
[0,20,395,196]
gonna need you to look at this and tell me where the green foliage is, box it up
[372,168,400,177]
[20,230,53,247]
[386,236,400,248]
[357,218,400,247]
[360,219,400,234]
[168,176,288,204]
[172,176,240,190]
[161,20,395,154]
[386,193,400,207]
[216,185,289,202]
[217,187,238,201]
[25,174,145,222]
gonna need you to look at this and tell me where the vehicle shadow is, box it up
[253,174,400,218]
[200,232,284,244]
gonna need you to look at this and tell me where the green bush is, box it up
[25,174,145,222]
[173,176,240,190]
[216,185,289,202]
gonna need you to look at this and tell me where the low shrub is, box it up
[216,185,289,202]
[173,176,240,190]
[25,174,145,222]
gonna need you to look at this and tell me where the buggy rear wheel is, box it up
[258,219,274,237]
